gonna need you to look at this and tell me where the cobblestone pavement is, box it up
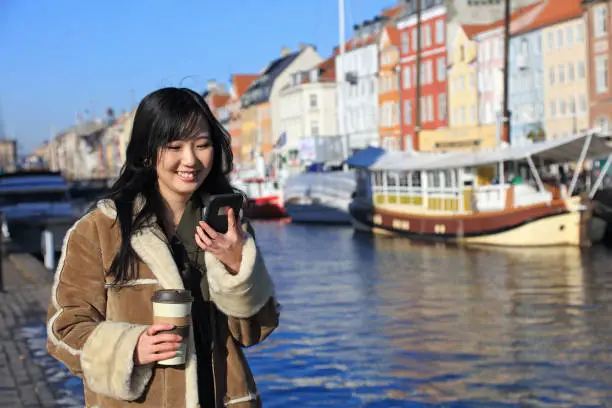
[0,254,60,407]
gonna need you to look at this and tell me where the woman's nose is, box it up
[181,147,197,165]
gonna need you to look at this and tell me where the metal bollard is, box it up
[42,230,55,270]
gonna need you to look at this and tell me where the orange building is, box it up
[227,74,258,163]
[378,25,402,151]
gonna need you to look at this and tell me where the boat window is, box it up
[411,171,421,187]
[374,171,383,186]
[386,172,398,187]
[444,170,453,188]
[399,172,409,187]
[428,172,441,188]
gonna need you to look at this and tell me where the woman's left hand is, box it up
[195,208,245,274]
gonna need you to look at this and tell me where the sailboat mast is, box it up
[339,0,348,163]
[501,0,511,144]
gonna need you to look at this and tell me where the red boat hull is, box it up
[244,196,288,219]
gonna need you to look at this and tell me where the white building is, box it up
[336,24,380,152]
[268,45,322,147]
[279,57,338,162]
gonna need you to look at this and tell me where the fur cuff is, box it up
[205,234,275,318]
[81,322,152,401]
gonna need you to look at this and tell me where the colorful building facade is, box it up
[583,0,612,132]
[397,0,448,151]
[542,1,588,139]
[378,25,402,151]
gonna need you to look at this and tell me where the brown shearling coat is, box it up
[46,199,280,407]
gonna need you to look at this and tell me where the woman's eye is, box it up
[197,142,211,149]
[167,146,180,151]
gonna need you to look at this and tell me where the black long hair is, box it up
[106,87,235,284]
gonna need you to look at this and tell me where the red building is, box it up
[397,0,447,151]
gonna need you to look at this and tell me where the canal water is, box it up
[22,221,612,406]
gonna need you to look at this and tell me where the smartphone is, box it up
[201,193,244,234]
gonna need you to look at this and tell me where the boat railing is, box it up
[512,184,552,207]
[473,185,507,212]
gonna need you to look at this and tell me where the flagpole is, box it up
[339,0,349,166]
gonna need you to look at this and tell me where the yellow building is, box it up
[448,25,488,129]
[420,24,498,153]
[239,102,272,165]
[240,105,258,163]
[542,13,589,139]
[419,125,498,152]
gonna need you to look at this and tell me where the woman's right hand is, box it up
[134,324,183,365]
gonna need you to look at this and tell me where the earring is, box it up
[143,158,152,167]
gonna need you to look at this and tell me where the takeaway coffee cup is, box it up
[151,289,194,366]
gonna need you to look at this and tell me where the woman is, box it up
[46,87,280,408]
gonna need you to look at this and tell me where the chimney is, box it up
[281,46,292,57]
[207,80,219,92]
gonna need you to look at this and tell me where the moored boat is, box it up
[349,132,612,247]
[232,175,287,220]
[283,170,356,224]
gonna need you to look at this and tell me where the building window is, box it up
[427,96,434,123]
[568,63,575,82]
[470,105,476,123]
[577,22,584,42]
[309,94,317,108]
[557,29,564,49]
[437,57,446,82]
[459,45,465,62]
[438,93,447,120]
[550,100,556,117]
[403,66,411,89]
[405,100,412,124]
[578,61,586,78]
[420,97,427,123]
[412,28,417,50]
[547,32,554,50]
[401,31,409,54]
[435,20,444,45]
[559,100,567,116]
[520,38,529,56]
[549,67,555,85]
[566,26,574,46]
[596,55,609,93]
[311,121,319,136]
[310,69,319,83]
[580,95,587,114]
[558,64,565,83]
[594,5,608,38]
[424,24,432,48]
[470,72,476,88]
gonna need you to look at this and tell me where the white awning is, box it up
[370,132,612,171]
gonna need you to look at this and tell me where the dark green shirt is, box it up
[170,196,215,408]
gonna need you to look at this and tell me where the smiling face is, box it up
[156,130,214,201]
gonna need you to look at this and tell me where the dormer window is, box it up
[310,69,319,83]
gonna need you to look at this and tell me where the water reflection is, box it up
[250,222,612,407]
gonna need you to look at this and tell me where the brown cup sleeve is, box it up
[153,315,190,327]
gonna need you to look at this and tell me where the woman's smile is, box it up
[176,170,198,182]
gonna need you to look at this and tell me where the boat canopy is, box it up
[346,146,386,168]
[370,132,612,171]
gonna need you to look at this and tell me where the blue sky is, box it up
[1,0,393,155]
